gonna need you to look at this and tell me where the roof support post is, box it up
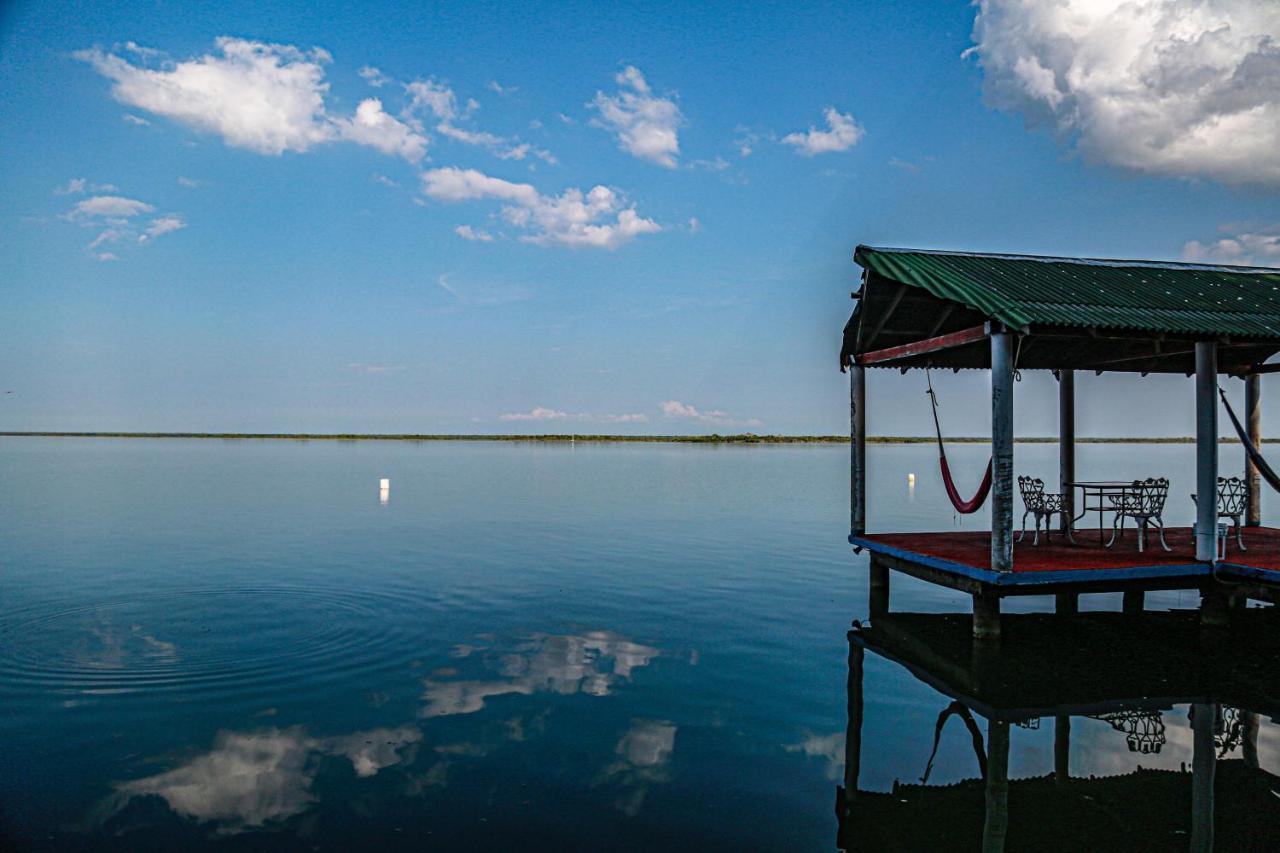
[842,640,864,808]
[850,365,866,537]
[1190,702,1217,853]
[991,332,1015,572]
[1058,370,1075,533]
[1246,373,1261,526]
[1195,341,1219,562]
[982,718,1010,853]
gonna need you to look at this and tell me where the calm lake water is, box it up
[1,438,1276,850]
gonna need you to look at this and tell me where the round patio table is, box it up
[1066,481,1139,544]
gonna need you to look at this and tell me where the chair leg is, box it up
[1062,511,1076,546]
[1018,509,1029,543]
[1153,517,1171,552]
[1234,515,1246,552]
[1032,514,1040,546]
[1137,520,1146,554]
[1105,516,1121,548]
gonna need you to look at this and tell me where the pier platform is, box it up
[849,526,1280,637]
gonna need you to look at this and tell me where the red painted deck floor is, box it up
[864,526,1280,573]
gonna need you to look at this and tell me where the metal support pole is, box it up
[869,555,890,619]
[1053,715,1070,783]
[1195,342,1219,562]
[851,366,866,537]
[1240,709,1260,769]
[973,591,1001,640]
[1122,589,1144,615]
[983,719,1010,853]
[1059,370,1075,532]
[991,333,1015,572]
[1246,373,1261,526]
[1190,702,1217,853]
[843,642,864,804]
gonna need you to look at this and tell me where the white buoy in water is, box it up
[380,478,390,490]
[379,477,390,504]
[908,473,916,485]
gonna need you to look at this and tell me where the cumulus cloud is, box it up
[660,400,762,429]
[77,38,557,167]
[454,224,494,242]
[421,167,660,250]
[76,38,336,156]
[54,178,88,195]
[404,78,552,162]
[590,66,682,167]
[141,215,186,241]
[358,65,389,87]
[782,107,865,155]
[1183,225,1280,266]
[335,97,427,162]
[66,192,184,258]
[967,0,1280,186]
[499,407,568,421]
[421,631,659,717]
[74,195,154,218]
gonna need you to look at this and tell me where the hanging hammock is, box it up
[927,368,993,514]
[920,700,987,784]
[1219,386,1280,493]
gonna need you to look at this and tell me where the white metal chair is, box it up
[1017,476,1074,545]
[1106,478,1171,553]
[1191,476,1248,553]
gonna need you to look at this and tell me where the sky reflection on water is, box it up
[0,438,1277,850]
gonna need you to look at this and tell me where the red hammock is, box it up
[927,371,993,514]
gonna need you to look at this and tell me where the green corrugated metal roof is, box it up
[854,246,1280,338]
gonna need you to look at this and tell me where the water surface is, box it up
[0,438,1275,849]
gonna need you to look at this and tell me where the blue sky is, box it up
[2,0,1279,435]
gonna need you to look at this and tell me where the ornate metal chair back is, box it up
[1138,477,1170,516]
[1217,476,1247,516]
[1018,475,1045,512]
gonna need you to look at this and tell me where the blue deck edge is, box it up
[849,533,1214,587]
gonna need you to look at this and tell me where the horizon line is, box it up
[0,431,1271,445]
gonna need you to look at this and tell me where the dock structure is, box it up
[838,611,1280,852]
[841,246,1280,637]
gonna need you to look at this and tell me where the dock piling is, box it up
[991,332,1015,572]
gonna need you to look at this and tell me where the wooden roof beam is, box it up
[857,323,989,366]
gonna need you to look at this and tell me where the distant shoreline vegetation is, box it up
[0,432,1271,445]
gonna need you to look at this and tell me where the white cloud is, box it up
[454,224,494,242]
[968,0,1280,186]
[141,215,186,241]
[122,113,150,126]
[66,192,183,258]
[660,400,762,429]
[500,407,568,421]
[359,65,389,87]
[54,178,87,195]
[76,38,336,156]
[782,107,865,155]
[177,176,200,188]
[1183,225,1280,266]
[421,167,660,250]
[74,195,154,218]
[108,728,319,831]
[590,66,682,167]
[335,97,427,162]
[404,78,552,162]
[488,80,517,95]
[420,631,659,717]
[404,78,461,123]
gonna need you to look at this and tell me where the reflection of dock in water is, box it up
[838,611,1280,851]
